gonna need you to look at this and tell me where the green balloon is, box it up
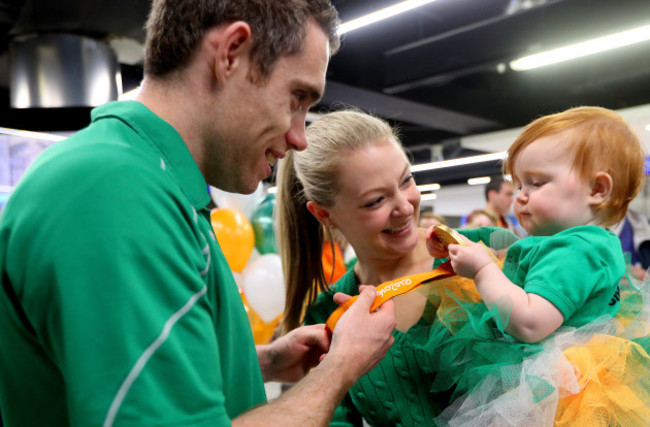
[251,194,277,254]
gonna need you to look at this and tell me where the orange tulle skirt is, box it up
[412,266,650,426]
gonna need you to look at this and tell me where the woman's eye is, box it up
[402,175,414,186]
[364,197,383,208]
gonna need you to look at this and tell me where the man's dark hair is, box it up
[484,176,506,201]
[144,0,340,81]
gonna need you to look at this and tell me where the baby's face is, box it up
[511,136,597,235]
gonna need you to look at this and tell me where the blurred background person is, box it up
[611,208,650,279]
[484,176,514,229]
[484,176,526,236]
[419,210,446,228]
[322,229,350,284]
[463,209,497,228]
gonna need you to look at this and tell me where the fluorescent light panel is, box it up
[467,176,491,186]
[0,127,66,142]
[510,23,650,71]
[416,183,441,192]
[420,193,437,201]
[411,151,507,172]
[338,0,439,35]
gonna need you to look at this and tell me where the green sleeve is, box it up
[521,231,622,324]
[4,146,231,424]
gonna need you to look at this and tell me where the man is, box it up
[612,208,650,278]
[484,176,517,232]
[0,1,396,425]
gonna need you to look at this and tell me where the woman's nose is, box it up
[394,191,415,216]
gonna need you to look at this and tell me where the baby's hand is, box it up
[448,241,493,279]
[426,226,449,258]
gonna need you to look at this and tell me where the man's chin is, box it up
[210,178,259,196]
[232,180,260,195]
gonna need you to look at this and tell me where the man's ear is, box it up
[588,171,613,205]
[306,201,334,228]
[206,21,252,84]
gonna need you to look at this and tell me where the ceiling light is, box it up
[416,183,441,192]
[267,186,278,194]
[338,0,439,35]
[467,176,491,186]
[0,127,66,142]
[420,192,437,201]
[510,24,650,71]
[645,124,650,132]
[411,151,507,172]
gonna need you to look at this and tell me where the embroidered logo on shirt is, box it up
[608,286,621,306]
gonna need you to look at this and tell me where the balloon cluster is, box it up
[210,189,283,344]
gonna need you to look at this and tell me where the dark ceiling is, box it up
[1,0,650,185]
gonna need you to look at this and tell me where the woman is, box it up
[276,110,450,425]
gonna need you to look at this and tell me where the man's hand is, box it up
[257,324,331,383]
[448,241,493,279]
[326,285,396,380]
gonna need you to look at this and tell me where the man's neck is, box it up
[137,75,210,175]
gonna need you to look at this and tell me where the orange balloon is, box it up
[210,208,255,272]
[240,292,280,344]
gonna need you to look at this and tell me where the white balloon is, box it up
[242,254,286,323]
[231,271,244,291]
[210,183,265,219]
[247,247,261,268]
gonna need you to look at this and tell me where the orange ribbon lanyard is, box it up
[325,261,456,332]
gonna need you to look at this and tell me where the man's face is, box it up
[492,182,514,216]
[209,20,330,194]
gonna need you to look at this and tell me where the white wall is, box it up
[420,183,487,217]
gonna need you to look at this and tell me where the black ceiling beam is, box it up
[383,0,650,90]
[320,80,500,135]
[10,0,150,41]
[0,106,91,131]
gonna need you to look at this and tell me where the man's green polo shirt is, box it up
[0,101,265,425]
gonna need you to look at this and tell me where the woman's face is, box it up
[326,140,421,260]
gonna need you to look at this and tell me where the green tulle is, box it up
[407,264,650,426]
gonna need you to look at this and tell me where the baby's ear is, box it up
[588,171,613,206]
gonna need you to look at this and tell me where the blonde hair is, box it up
[276,110,402,332]
[418,211,446,226]
[504,106,645,226]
